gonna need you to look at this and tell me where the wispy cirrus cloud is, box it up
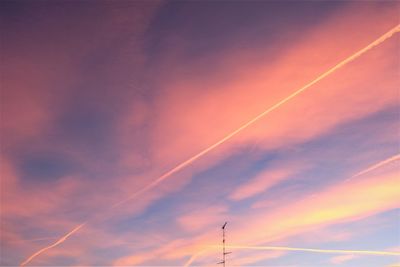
[1,1,399,266]
[229,163,305,201]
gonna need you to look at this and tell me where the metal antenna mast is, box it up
[218,222,231,267]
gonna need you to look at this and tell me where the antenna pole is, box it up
[223,224,226,267]
[218,222,231,266]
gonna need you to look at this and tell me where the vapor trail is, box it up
[184,245,400,266]
[223,245,400,256]
[184,152,400,266]
[350,154,400,179]
[20,223,85,266]
[113,24,400,207]
[183,248,210,267]
[20,24,400,266]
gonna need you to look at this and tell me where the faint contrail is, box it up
[20,24,400,266]
[20,223,85,266]
[183,248,210,267]
[184,152,400,266]
[184,245,400,266]
[350,154,400,179]
[223,245,400,256]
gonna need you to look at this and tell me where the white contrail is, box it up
[113,24,400,207]
[223,245,400,256]
[20,24,400,266]
[351,154,400,179]
[20,223,85,266]
[184,245,400,266]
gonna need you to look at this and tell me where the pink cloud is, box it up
[229,163,305,201]
[111,4,399,203]
[138,163,400,265]
[330,254,358,264]
[230,166,400,246]
[3,2,399,266]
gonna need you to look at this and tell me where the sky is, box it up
[1,1,399,266]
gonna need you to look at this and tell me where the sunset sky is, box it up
[1,1,399,266]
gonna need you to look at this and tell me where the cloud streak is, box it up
[114,24,400,206]
[184,245,400,267]
[17,22,400,267]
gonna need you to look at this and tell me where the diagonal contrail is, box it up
[113,24,400,207]
[20,24,400,266]
[184,245,400,266]
[20,223,85,266]
[350,154,400,179]
[183,248,210,267]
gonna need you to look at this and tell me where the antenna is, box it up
[217,222,231,267]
